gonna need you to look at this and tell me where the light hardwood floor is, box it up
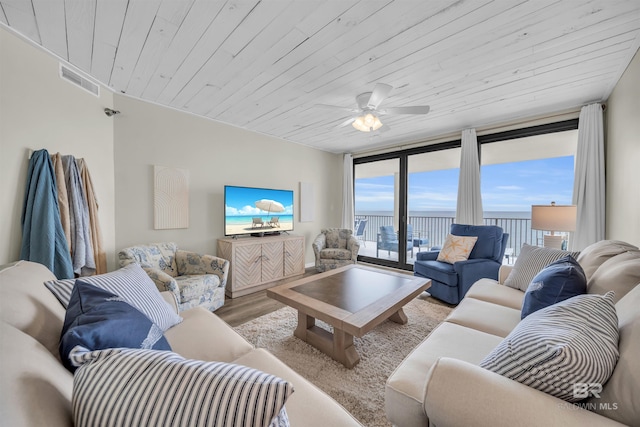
[215,267,319,327]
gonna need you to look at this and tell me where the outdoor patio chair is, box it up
[377,225,414,258]
[354,218,368,247]
[252,217,264,228]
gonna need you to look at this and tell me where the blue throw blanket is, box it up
[20,149,74,279]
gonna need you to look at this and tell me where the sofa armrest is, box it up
[453,258,501,297]
[346,236,360,261]
[176,250,229,289]
[416,250,439,261]
[142,267,180,295]
[499,264,514,284]
[424,357,625,427]
[312,234,326,256]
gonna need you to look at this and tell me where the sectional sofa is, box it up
[386,240,640,427]
[0,260,362,426]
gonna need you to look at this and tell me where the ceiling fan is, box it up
[318,83,430,132]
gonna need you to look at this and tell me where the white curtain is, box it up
[341,153,355,230]
[455,128,484,225]
[571,103,605,250]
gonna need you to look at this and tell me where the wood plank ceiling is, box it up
[2,0,639,154]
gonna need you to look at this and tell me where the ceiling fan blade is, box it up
[336,117,356,128]
[316,104,360,113]
[366,83,393,109]
[380,105,430,115]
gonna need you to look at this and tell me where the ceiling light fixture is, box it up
[352,113,382,132]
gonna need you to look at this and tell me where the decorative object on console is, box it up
[531,202,577,249]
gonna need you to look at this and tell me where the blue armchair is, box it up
[413,224,509,304]
[377,225,414,258]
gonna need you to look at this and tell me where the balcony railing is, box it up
[355,214,544,258]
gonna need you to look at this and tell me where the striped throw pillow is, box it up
[504,244,580,291]
[480,292,619,402]
[70,347,294,427]
[45,263,182,331]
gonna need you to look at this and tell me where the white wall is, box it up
[0,28,117,268]
[606,48,640,247]
[112,94,343,265]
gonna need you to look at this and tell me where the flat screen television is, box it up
[224,185,294,236]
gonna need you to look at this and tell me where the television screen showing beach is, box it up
[225,186,294,235]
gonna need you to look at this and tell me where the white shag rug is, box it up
[234,294,452,427]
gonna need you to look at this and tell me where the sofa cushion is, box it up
[577,240,638,280]
[175,274,218,302]
[587,284,640,425]
[587,250,640,303]
[385,322,504,427]
[45,263,182,331]
[0,321,73,427]
[71,347,294,427]
[164,307,254,362]
[319,248,352,260]
[60,280,171,372]
[445,297,522,338]
[464,279,524,310]
[436,234,478,264]
[414,260,458,286]
[503,244,580,291]
[450,224,503,261]
[520,256,586,319]
[480,292,619,402]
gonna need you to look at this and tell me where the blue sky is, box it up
[355,156,575,213]
[225,186,294,216]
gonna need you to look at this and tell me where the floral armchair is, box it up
[118,242,229,312]
[312,228,360,273]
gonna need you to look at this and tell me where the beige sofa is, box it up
[0,260,362,427]
[386,240,640,427]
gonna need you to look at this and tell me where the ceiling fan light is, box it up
[352,113,383,132]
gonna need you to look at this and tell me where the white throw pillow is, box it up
[70,347,294,427]
[504,244,580,291]
[480,292,619,402]
[45,263,182,331]
[436,234,478,264]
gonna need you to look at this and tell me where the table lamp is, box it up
[531,202,577,249]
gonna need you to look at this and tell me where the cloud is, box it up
[496,185,523,191]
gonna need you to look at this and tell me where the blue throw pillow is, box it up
[60,280,171,372]
[521,255,587,319]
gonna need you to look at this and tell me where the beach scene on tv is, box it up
[225,186,294,235]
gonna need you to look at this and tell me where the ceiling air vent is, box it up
[59,64,100,97]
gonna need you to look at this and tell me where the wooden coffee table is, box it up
[266,264,431,368]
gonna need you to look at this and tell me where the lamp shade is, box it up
[531,204,577,232]
[352,113,382,132]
